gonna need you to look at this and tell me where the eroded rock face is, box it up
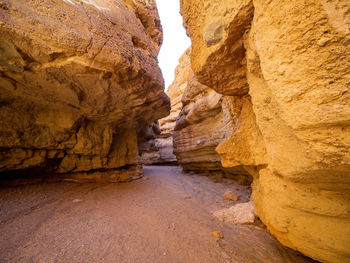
[181,0,350,262]
[246,2,350,262]
[0,0,170,181]
[137,50,190,165]
[180,0,253,96]
[172,50,226,170]
[172,50,250,181]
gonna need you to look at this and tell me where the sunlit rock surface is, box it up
[181,0,350,262]
[180,0,253,96]
[172,50,250,181]
[0,0,169,181]
[172,50,228,170]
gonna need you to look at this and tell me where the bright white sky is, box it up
[156,0,191,90]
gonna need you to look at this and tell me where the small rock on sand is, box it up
[211,231,224,239]
[213,201,257,224]
[223,191,238,201]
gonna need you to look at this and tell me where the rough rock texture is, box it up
[138,51,190,164]
[181,0,350,262]
[213,201,257,225]
[223,191,238,201]
[137,121,163,164]
[180,0,253,96]
[0,0,170,180]
[173,50,251,180]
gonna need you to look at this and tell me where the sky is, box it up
[156,0,191,90]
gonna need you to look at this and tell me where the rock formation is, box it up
[0,0,169,181]
[137,50,189,164]
[172,50,226,170]
[213,201,257,225]
[138,121,163,165]
[173,49,251,182]
[180,0,350,262]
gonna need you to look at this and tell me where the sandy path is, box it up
[0,166,315,263]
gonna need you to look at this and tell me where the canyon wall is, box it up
[173,50,252,180]
[0,0,169,181]
[173,50,227,171]
[181,0,350,262]
[137,51,189,164]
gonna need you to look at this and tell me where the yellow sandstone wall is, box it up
[0,0,170,181]
[180,0,350,262]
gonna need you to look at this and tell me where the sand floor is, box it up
[0,166,315,263]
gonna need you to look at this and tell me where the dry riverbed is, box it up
[0,166,315,263]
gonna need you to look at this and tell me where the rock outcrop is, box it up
[0,0,169,181]
[138,50,189,164]
[181,0,350,262]
[138,121,163,165]
[173,50,251,181]
[172,50,225,170]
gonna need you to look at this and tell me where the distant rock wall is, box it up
[138,49,190,165]
[172,50,230,170]
[172,50,250,182]
[181,0,350,262]
[0,0,169,181]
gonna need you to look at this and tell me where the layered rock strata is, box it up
[138,49,190,164]
[0,0,169,181]
[181,0,350,262]
[172,50,251,181]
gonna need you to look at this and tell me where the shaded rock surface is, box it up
[181,0,350,262]
[137,50,190,164]
[0,0,170,180]
[173,50,251,182]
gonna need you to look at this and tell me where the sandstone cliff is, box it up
[138,49,190,165]
[173,50,225,170]
[172,50,251,182]
[181,0,350,262]
[0,0,169,181]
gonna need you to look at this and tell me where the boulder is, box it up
[223,191,238,201]
[213,201,257,224]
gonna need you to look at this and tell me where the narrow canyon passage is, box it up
[0,166,313,263]
[0,0,349,262]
